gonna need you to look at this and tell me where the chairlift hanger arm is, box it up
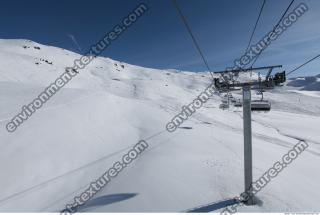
[266,68,273,79]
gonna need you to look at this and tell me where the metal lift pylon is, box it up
[213,65,285,205]
[242,85,254,205]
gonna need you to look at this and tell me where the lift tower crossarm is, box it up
[213,65,282,74]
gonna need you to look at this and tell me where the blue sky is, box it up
[0,0,319,76]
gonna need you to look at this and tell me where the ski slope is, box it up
[0,39,319,212]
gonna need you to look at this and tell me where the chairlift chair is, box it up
[234,99,242,107]
[251,79,271,111]
[221,99,228,104]
[219,103,229,110]
[251,100,271,111]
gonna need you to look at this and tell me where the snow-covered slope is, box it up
[0,39,319,212]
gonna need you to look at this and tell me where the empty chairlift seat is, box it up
[230,97,237,103]
[251,100,271,111]
[219,103,229,110]
[234,99,242,107]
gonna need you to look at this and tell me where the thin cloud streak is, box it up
[67,33,82,53]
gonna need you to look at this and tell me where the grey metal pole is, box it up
[242,86,254,205]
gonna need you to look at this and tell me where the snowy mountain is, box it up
[0,39,319,212]
[287,74,320,91]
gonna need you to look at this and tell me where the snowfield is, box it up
[0,39,319,212]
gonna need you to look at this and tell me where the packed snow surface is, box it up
[0,39,319,212]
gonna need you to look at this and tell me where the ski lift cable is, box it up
[4,1,231,205]
[244,0,267,54]
[287,54,320,76]
[0,129,167,206]
[250,0,295,67]
[41,130,171,212]
[40,183,89,212]
[217,0,267,94]
[171,0,215,80]
[0,147,131,205]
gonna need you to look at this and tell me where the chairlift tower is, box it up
[213,65,285,205]
[242,85,253,204]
